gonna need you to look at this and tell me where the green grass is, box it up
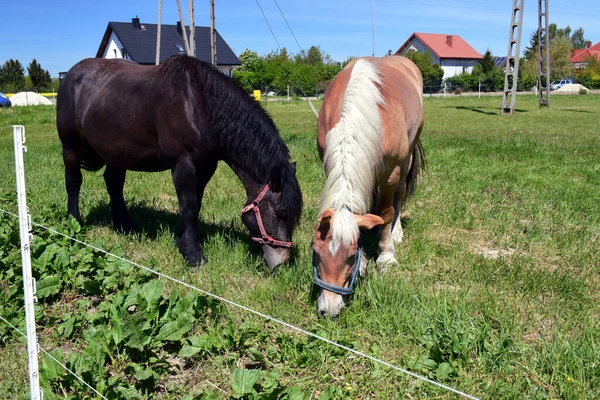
[1,94,599,399]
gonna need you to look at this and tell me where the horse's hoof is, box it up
[376,254,398,273]
[115,221,139,233]
[187,253,208,268]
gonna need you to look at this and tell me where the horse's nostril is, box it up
[319,310,327,318]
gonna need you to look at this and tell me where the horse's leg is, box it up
[63,147,83,223]
[374,163,408,272]
[104,163,137,232]
[195,160,218,212]
[172,156,206,266]
[391,155,413,244]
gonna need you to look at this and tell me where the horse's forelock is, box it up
[329,208,359,256]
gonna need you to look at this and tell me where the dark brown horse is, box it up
[313,56,425,317]
[57,56,302,270]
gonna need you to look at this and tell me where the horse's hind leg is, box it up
[172,156,207,266]
[391,155,413,244]
[104,163,137,232]
[374,167,402,271]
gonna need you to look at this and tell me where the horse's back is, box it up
[57,59,179,172]
[318,56,423,162]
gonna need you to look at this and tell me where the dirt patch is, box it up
[473,247,515,260]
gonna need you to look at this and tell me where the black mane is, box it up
[160,56,302,230]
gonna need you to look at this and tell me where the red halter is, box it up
[240,183,293,248]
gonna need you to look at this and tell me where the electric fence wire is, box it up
[0,313,109,400]
[0,207,480,400]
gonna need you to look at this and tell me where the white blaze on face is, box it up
[317,289,346,318]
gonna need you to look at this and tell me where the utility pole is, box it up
[501,0,524,115]
[156,0,162,65]
[176,0,191,55]
[371,0,375,56]
[502,0,551,114]
[210,0,217,66]
[188,0,195,57]
[537,0,550,106]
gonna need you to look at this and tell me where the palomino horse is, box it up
[313,56,425,317]
[57,55,302,270]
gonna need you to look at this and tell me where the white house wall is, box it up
[440,59,478,79]
[218,65,234,77]
[102,32,131,60]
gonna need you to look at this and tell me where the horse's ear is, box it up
[318,208,334,225]
[316,209,334,240]
[354,213,384,230]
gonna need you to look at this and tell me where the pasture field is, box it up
[0,94,599,399]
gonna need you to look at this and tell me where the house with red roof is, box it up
[395,33,483,80]
[569,41,600,70]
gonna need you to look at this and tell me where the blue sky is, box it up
[2,0,600,77]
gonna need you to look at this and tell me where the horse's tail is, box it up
[403,138,426,206]
[80,143,106,172]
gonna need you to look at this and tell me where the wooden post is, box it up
[188,0,195,57]
[210,0,217,66]
[176,0,191,56]
[156,0,162,65]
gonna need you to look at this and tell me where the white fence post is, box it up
[13,125,42,400]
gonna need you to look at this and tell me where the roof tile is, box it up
[398,33,483,59]
[97,21,240,65]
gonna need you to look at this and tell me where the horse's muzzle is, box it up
[262,244,290,272]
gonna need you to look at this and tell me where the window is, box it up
[174,43,186,53]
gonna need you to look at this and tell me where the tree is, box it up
[548,37,575,80]
[232,49,266,92]
[549,23,571,40]
[523,30,540,61]
[403,50,444,91]
[28,59,52,91]
[237,49,262,72]
[521,36,574,84]
[574,54,600,89]
[233,46,343,96]
[303,46,323,66]
[475,50,496,75]
[570,27,588,49]
[471,50,504,92]
[0,59,26,92]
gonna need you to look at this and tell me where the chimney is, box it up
[177,21,183,35]
[446,35,454,48]
[587,41,592,49]
[132,16,141,29]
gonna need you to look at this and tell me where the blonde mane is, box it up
[320,58,384,254]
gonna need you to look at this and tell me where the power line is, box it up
[272,0,305,57]
[255,0,281,49]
